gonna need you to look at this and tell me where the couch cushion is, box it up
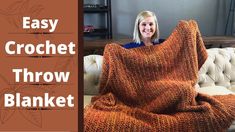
[195,86,235,96]
[84,95,93,108]
[228,121,235,132]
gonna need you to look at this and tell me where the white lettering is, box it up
[5,41,15,54]
[23,17,30,29]
[41,19,48,29]
[12,69,22,82]
[44,72,54,82]
[54,72,70,82]
[16,93,20,107]
[57,44,67,54]
[36,44,44,54]
[45,40,56,54]
[22,96,31,107]
[56,97,66,107]
[49,19,58,32]
[23,68,34,82]
[35,72,43,82]
[44,93,55,107]
[5,40,75,55]
[31,19,40,29]
[4,94,15,107]
[17,44,24,54]
[67,95,74,107]
[4,93,74,107]
[12,68,70,83]
[24,44,35,54]
[68,42,76,54]
[22,17,58,32]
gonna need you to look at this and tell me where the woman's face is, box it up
[139,16,156,39]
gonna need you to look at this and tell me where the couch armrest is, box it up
[84,95,93,108]
[84,55,103,95]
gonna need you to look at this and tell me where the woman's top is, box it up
[123,39,165,49]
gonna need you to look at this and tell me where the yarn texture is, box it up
[84,20,235,131]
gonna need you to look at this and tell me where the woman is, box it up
[124,10,164,49]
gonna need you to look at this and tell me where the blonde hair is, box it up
[133,11,160,44]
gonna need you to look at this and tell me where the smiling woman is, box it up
[135,11,158,45]
[138,17,156,46]
[123,11,163,49]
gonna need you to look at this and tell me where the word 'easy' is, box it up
[23,17,58,32]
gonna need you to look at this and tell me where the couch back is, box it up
[84,48,235,95]
[197,48,235,91]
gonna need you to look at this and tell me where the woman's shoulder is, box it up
[123,42,144,49]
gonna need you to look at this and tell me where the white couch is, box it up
[84,47,235,131]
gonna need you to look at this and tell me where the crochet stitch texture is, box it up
[84,20,235,131]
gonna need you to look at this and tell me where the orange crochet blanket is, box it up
[84,20,235,131]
